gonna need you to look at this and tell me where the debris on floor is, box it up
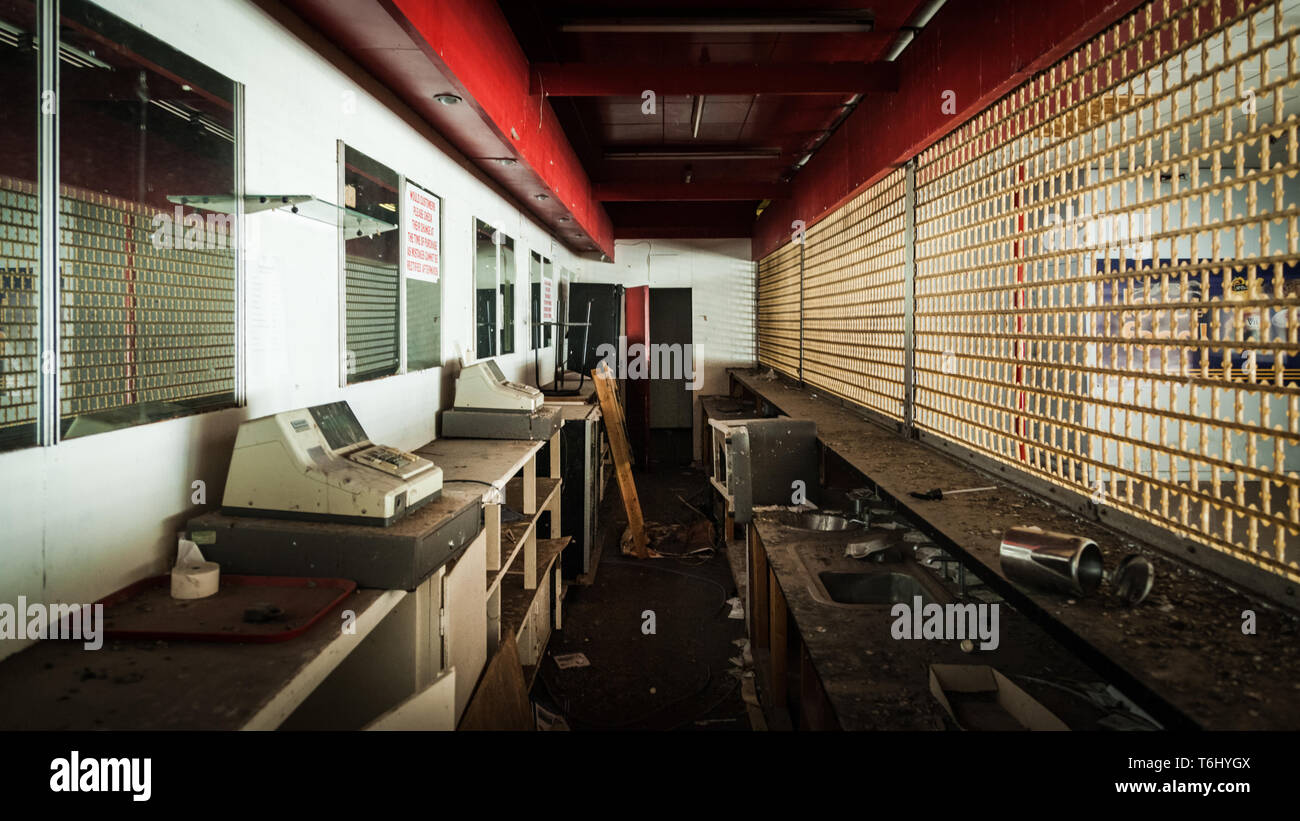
[620,519,715,558]
[552,652,591,670]
[535,702,570,731]
[726,597,744,620]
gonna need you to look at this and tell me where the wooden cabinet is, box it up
[746,525,840,731]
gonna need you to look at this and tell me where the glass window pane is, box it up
[530,250,551,348]
[342,146,400,383]
[404,181,440,371]
[406,278,439,370]
[0,0,39,452]
[474,219,497,357]
[57,0,239,439]
[499,234,515,354]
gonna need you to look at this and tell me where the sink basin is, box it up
[817,571,934,605]
[794,511,861,531]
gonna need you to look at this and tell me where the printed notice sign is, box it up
[541,275,555,323]
[404,182,440,281]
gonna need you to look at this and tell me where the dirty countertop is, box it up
[753,510,1119,731]
[734,368,1300,730]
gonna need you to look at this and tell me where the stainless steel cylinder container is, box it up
[999,526,1104,597]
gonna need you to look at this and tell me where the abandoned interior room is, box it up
[0,0,1298,795]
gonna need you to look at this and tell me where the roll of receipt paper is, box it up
[171,539,220,599]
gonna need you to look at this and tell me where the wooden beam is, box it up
[591,362,649,558]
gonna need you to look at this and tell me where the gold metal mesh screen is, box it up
[0,176,38,438]
[59,184,237,418]
[914,0,1300,581]
[802,168,908,420]
[756,238,802,378]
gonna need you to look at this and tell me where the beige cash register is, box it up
[440,360,560,440]
[222,401,442,526]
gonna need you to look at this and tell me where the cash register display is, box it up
[309,401,368,451]
[484,359,539,396]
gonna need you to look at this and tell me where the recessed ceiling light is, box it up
[572,233,582,238]
[433,93,462,105]
[557,216,571,223]
[535,193,549,201]
[495,158,518,167]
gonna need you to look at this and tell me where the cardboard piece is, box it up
[928,664,1069,731]
[459,634,533,731]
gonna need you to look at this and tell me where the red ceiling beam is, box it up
[595,182,789,202]
[278,0,614,256]
[380,0,615,256]
[752,0,1153,260]
[532,62,900,96]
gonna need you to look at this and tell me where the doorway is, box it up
[648,288,693,468]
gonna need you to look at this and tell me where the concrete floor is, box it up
[533,464,751,731]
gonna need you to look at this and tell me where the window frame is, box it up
[336,145,445,384]
[1,0,248,451]
[471,217,516,362]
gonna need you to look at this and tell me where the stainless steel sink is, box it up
[815,571,935,605]
[793,511,861,531]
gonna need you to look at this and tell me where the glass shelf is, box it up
[166,194,398,237]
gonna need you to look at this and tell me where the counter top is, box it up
[752,510,1108,731]
[732,368,1300,730]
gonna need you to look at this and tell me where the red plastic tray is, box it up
[95,574,357,643]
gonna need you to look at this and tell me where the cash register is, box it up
[222,401,442,526]
[441,360,561,440]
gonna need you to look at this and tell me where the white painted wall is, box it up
[578,238,758,459]
[0,0,587,661]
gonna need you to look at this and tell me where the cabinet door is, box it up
[364,668,456,731]
[445,529,488,723]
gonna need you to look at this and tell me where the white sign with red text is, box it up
[404,182,440,281]
[541,275,555,323]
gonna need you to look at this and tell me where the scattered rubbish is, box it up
[914,546,945,567]
[1098,713,1157,731]
[909,485,997,501]
[1111,554,1155,605]
[552,652,591,670]
[534,702,571,731]
[726,597,745,619]
[728,656,744,668]
[242,603,284,624]
[674,494,710,521]
[1018,675,1162,730]
[626,520,715,559]
[929,664,1069,731]
[999,526,1103,597]
[693,718,737,726]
